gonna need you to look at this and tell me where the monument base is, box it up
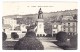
[36,32,47,36]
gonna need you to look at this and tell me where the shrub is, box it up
[2,32,7,41]
[11,32,19,39]
[70,35,77,48]
[26,31,36,37]
[14,31,44,50]
[56,31,68,42]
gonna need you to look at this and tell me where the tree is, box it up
[11,32,19,39]
[14,31,44,50]
[56,31,68,42]
[70,34,77,48]
[2,32,7,41]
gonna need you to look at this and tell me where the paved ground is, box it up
[37,37,63,50]
[3,37,63,50]
[40,41,63,50]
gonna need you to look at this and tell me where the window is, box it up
[64,28,65,31]
[68,23,70,24]
[53,31,55,33]
[53,31,56,34]
[37,34,40,37]
[64,23,65,26]
[73,23,75,27]
[68,23,70,26]
[54,25,57,28]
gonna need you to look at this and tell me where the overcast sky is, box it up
[3,1,77,16]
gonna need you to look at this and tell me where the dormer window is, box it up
[54,25,57,28]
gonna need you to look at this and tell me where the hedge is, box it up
[2,32,7,41]
[56,31,68,42]
[11,32,19,39]
[14,31,44,50]
[70,34,77,48]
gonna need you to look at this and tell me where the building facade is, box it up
[3,17,19,30]
[51,15,77,36]
[61,16,77,35]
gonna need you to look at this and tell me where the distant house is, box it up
[51,15,77,36]
[3,17,19,30]
[2,9,77,37]
[61,15,77,35]
[51,21,62,36]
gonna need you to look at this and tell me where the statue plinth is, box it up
[36,8,47,36]
[37,19,44,22]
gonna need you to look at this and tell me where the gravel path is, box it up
[37,37,63,50]
[40,40,63,50]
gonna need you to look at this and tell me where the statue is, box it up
[36,8,47,36]
[38,8,43,19]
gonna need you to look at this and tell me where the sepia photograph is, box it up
[2,1,77,50]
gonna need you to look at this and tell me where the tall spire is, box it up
[38,8,43,19]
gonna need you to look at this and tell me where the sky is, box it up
[3,1,77,16]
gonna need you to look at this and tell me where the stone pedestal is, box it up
[36,19,46,36]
